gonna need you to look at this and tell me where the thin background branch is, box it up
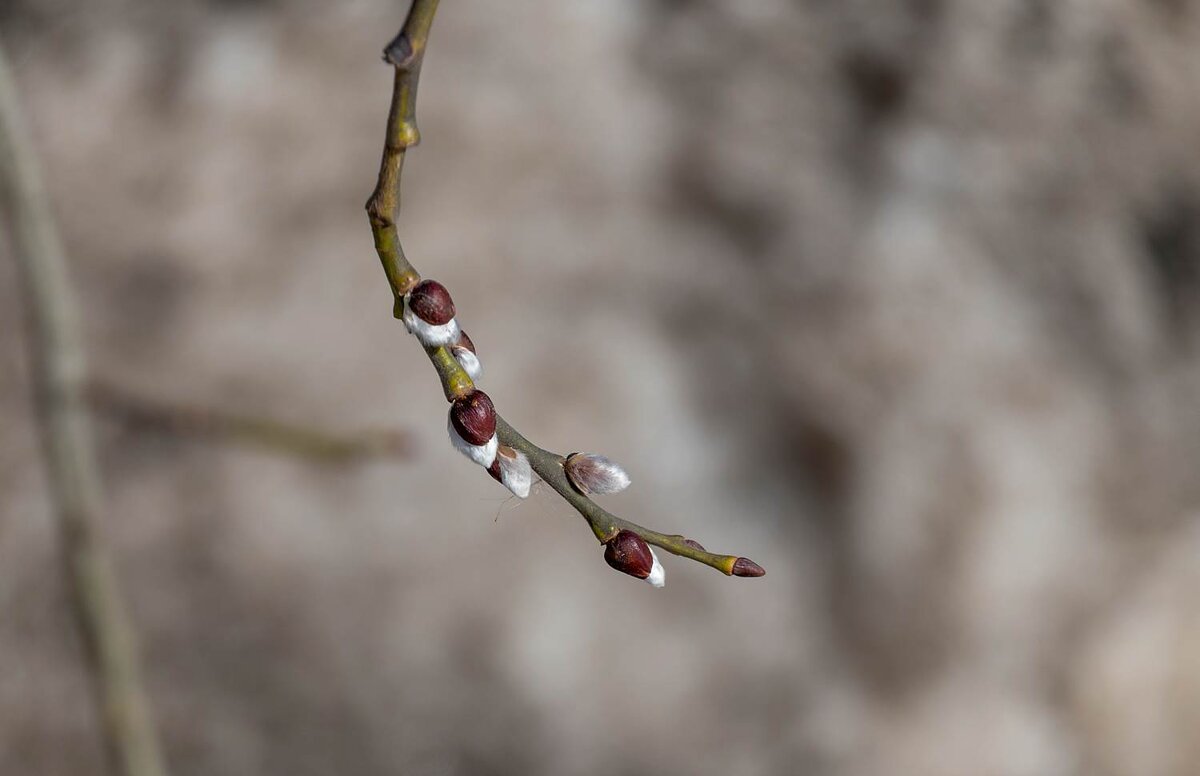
[0,38,168,776]
[88,378,415,463]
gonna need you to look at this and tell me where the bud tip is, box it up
[604,529,654,582]
[447,390,498,467]
[402,280,460,346]
[408,279,456,325]
[449,390,497,446]
[731,557,765,578]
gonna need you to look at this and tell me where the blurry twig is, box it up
[0,39,169,776]
[88,379,414,463]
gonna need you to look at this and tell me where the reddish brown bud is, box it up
[604,530,654,580]
[456,330,476,354]
[449,390,496,446]
[408,279,456,325]
[731,557,766,578]
[486,458,502,482]
[683,538,707,552]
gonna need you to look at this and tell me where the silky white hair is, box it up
[452,345,483,381]
[565,453,631,495]
[447,416,498,467]
[403,296,460,347]
[497,448,532,499]
[645,548,665,588]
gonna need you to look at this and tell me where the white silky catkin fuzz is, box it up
[403,296,460,347]
[452,345,483,381]
[646,548,665,588]
[565,453,631,495]
[498,449,532,498]
[447,416,498,468]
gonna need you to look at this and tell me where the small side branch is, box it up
[367,3,763,582]
[0,39,168,776]
[494,419,746,575]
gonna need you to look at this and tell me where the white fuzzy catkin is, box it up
[646,548,665,588]
[565,453,631,495]
[452,345,483,381]
[447,416,498,468]
[403,296,460,347]
[497,449,532,499]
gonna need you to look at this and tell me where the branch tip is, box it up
[731,558,766,578]
[605,530,662,586]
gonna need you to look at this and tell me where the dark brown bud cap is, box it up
[455,330,476,354]
[731,557,766,578]
[450,389,496,446]
[409,279,456,325]
[604,530,654,580]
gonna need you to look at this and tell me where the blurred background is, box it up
[2,1,1199,774]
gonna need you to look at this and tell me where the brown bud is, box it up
[408,279,456,325]
[486,458,502,483]
[604,530,654,580]
[731,557,766,578]
[683,538,707,552]
[449,390,496,446]
[455,329,477,354]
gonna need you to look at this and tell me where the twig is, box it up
[0,39,169,776]
[366,2,764,580]
[88,379,415,463]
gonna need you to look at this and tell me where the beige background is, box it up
[2,2,1199,775]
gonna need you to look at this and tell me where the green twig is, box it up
[495,418,744,575]
[365,2,761,578]
[366,0,440,309]
[0,39,168,776]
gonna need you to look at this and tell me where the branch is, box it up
[365,0,439,310]
[88,379,414,463]
[0,38,168,776]
[366,2,764,583]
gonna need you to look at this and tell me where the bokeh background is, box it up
[3,1,1200,775]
